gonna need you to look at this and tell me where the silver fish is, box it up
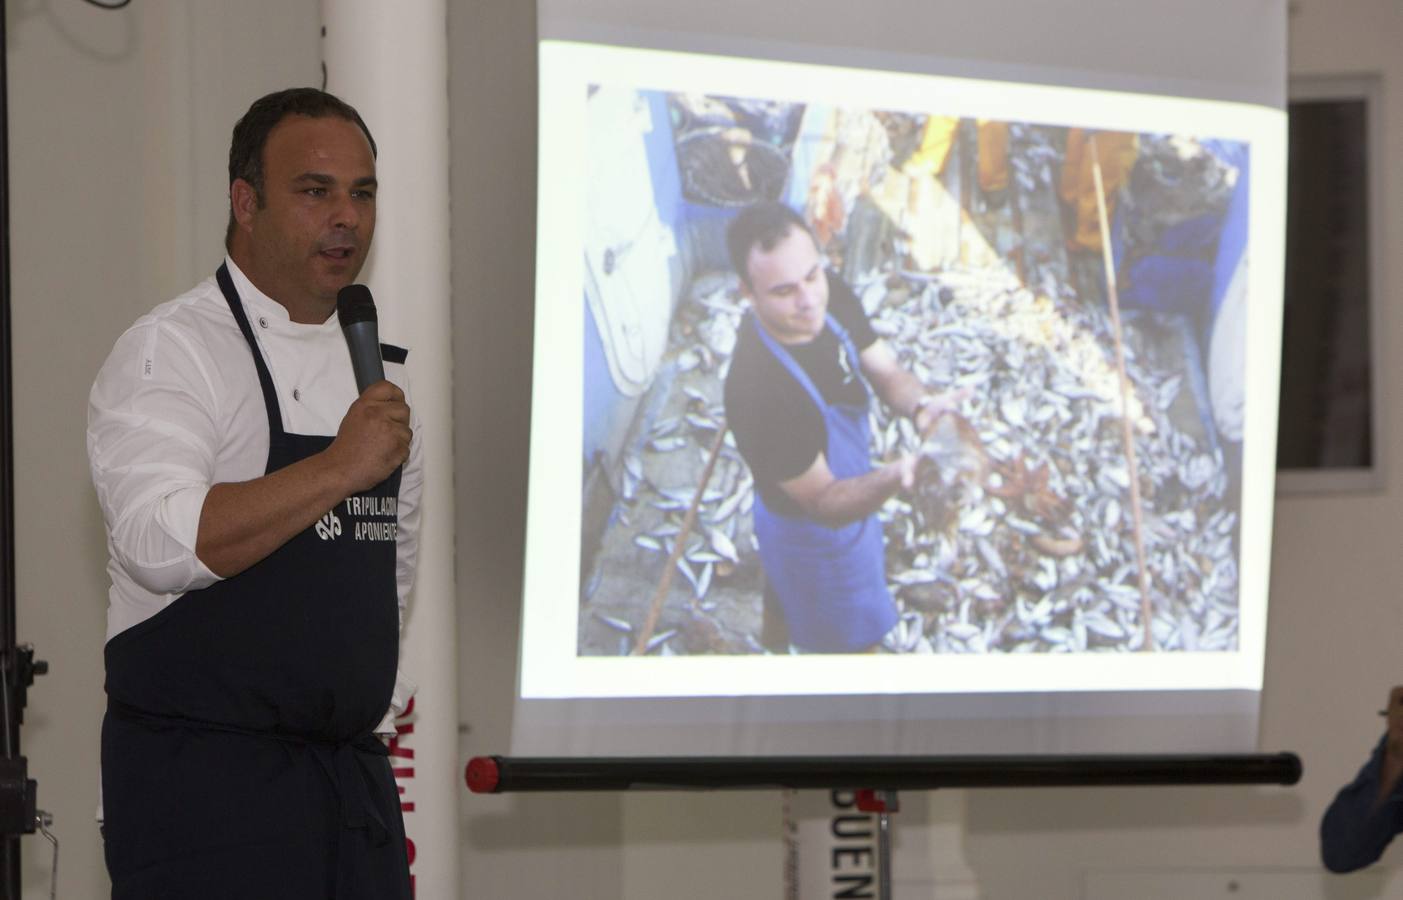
[595,613,633,634]
[694,562,714,600]
[709,529,739,564]
[650,435,687,452]
[645,629,677,653]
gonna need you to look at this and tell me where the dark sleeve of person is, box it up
[724,343,826,488]
[1320,734,1403,873]
[825,271,878,352]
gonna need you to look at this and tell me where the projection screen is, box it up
[513,0,1288,758]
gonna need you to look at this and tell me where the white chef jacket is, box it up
[87,256,421,730]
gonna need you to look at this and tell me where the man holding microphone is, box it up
[87,88,420,898]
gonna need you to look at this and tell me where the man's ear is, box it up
[230,179,260,230]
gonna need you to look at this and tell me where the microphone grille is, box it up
[336,284,377,327]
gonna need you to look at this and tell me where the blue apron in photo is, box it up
[749,313,897,652]
[101,264,410,899]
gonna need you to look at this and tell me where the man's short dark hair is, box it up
[225,88,378,248]
[726,201,815,285]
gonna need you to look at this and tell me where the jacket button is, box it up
[258,316,269,328]
[293,388,301,402]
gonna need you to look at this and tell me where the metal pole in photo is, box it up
[632,423,729,655]
[1088,134,1155,651]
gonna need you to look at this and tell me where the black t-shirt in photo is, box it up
[723,271,878,518]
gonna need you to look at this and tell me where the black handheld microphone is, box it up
[336,284,385,394]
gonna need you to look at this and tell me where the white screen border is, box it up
[521,40,1286,702]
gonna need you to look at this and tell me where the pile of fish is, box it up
[588,275,762,656]
[597,259,1239,657]
[861,263,1239,654]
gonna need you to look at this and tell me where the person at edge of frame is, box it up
[1321,686,1403,873]
[722,200,963,654]
[87,87,421,899]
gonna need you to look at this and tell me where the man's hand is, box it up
[195,381,411,579]
[324,381,413,495]
[913,386,972,437]
[859,339,970,436]
[1379,686,1403,804]
[894,452,918,492]
[1387,687,1403,755]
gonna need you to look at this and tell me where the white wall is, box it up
[9,2,318,896]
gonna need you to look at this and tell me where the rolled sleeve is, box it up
[88,321,224,597]
[106,482,218,594]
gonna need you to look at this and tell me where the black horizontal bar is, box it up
[466,752,1301,793]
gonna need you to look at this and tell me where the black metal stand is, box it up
[0,4,50,897]
[0,3,22,894]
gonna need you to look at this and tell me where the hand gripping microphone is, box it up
[336,284,385,394]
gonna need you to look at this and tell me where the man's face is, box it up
[742,226,828,345]
[234,115,377,321]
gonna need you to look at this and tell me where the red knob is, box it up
[465,756,500,793]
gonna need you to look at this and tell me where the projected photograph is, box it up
[578,87,1250,660]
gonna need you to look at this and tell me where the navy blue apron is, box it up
[749,313,898,652]
[101,264,411,899]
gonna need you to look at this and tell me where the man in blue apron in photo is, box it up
[723,201,958,653]
[87,88,421,898]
